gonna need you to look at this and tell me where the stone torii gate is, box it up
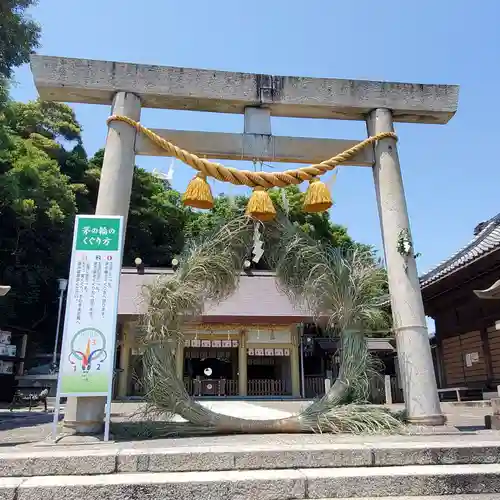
[30,55,459,432]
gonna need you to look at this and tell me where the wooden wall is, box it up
[441,331,487,387]
[435,299,498,389]
[441,336,464,385]
[423,253,500,390]
[488,326,500,379]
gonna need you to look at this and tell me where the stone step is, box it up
[1,440,500,477]
[330,497,500,500]
[3,439,500,477]
[3,464,500,499]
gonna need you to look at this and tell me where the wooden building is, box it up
[116,268,398,399]
[118,269,306,398]
[421,214,500,393]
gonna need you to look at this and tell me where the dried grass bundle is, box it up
[138,214,405,436]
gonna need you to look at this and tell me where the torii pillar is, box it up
[65,91,141,434]
[30,55,458,431]
[367,109,444,424]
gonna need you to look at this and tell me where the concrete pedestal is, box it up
[62,396,106,434]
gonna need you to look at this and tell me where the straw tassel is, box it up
[245,187,276,222]
[182,173,214,209]
[303,177,333,213]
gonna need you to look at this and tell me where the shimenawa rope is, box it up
[106,115,397,189]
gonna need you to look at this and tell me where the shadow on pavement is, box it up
[0,412,63,431]
[456,425,486,432]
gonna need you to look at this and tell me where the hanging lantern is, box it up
[245,187,276,222]
[182,173,214,209]
[303,177,333,213]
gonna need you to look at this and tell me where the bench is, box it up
[438,387,468,402]
[9,388,49,412]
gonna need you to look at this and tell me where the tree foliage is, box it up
[0,99,79,341]
[88,150,188,267]
[0,0,40,114]
[0,0,40,79]
[184,185,368,262]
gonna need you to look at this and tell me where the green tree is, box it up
[0,100,190,350]
[269,185,357,247]
[183,194,247,241]
[5,100,81,142]
[87,149,189,267]
[0,99,80,343]
[184,185,368,257]
[0,0,40,113]
[0,0,40,79]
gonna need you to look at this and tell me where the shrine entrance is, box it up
[30,54,459,432]
[184,345,238,397]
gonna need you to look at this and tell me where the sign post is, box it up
[52,215,124,441]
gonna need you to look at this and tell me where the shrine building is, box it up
[115,267,398,399]
[421,213,500,398]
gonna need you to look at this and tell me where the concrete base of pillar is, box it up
[406,413,447,426]
[56,434,114,445]
[62,396,106,434]
[32,434,111,447]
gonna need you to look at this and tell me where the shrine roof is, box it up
[420,213,500,288]
[118,268,310,322]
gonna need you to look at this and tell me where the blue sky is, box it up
[11,0,500,280]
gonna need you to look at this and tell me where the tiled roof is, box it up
[420,213,500,288]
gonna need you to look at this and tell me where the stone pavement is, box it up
[0,400,493,448]
[0,401,498,499]
[256,400,491,432]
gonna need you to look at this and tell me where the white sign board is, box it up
[465,353,472,367]
[57,215,124,397]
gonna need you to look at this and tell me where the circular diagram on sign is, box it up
[68,327,107,372]
[204,367,212,377]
